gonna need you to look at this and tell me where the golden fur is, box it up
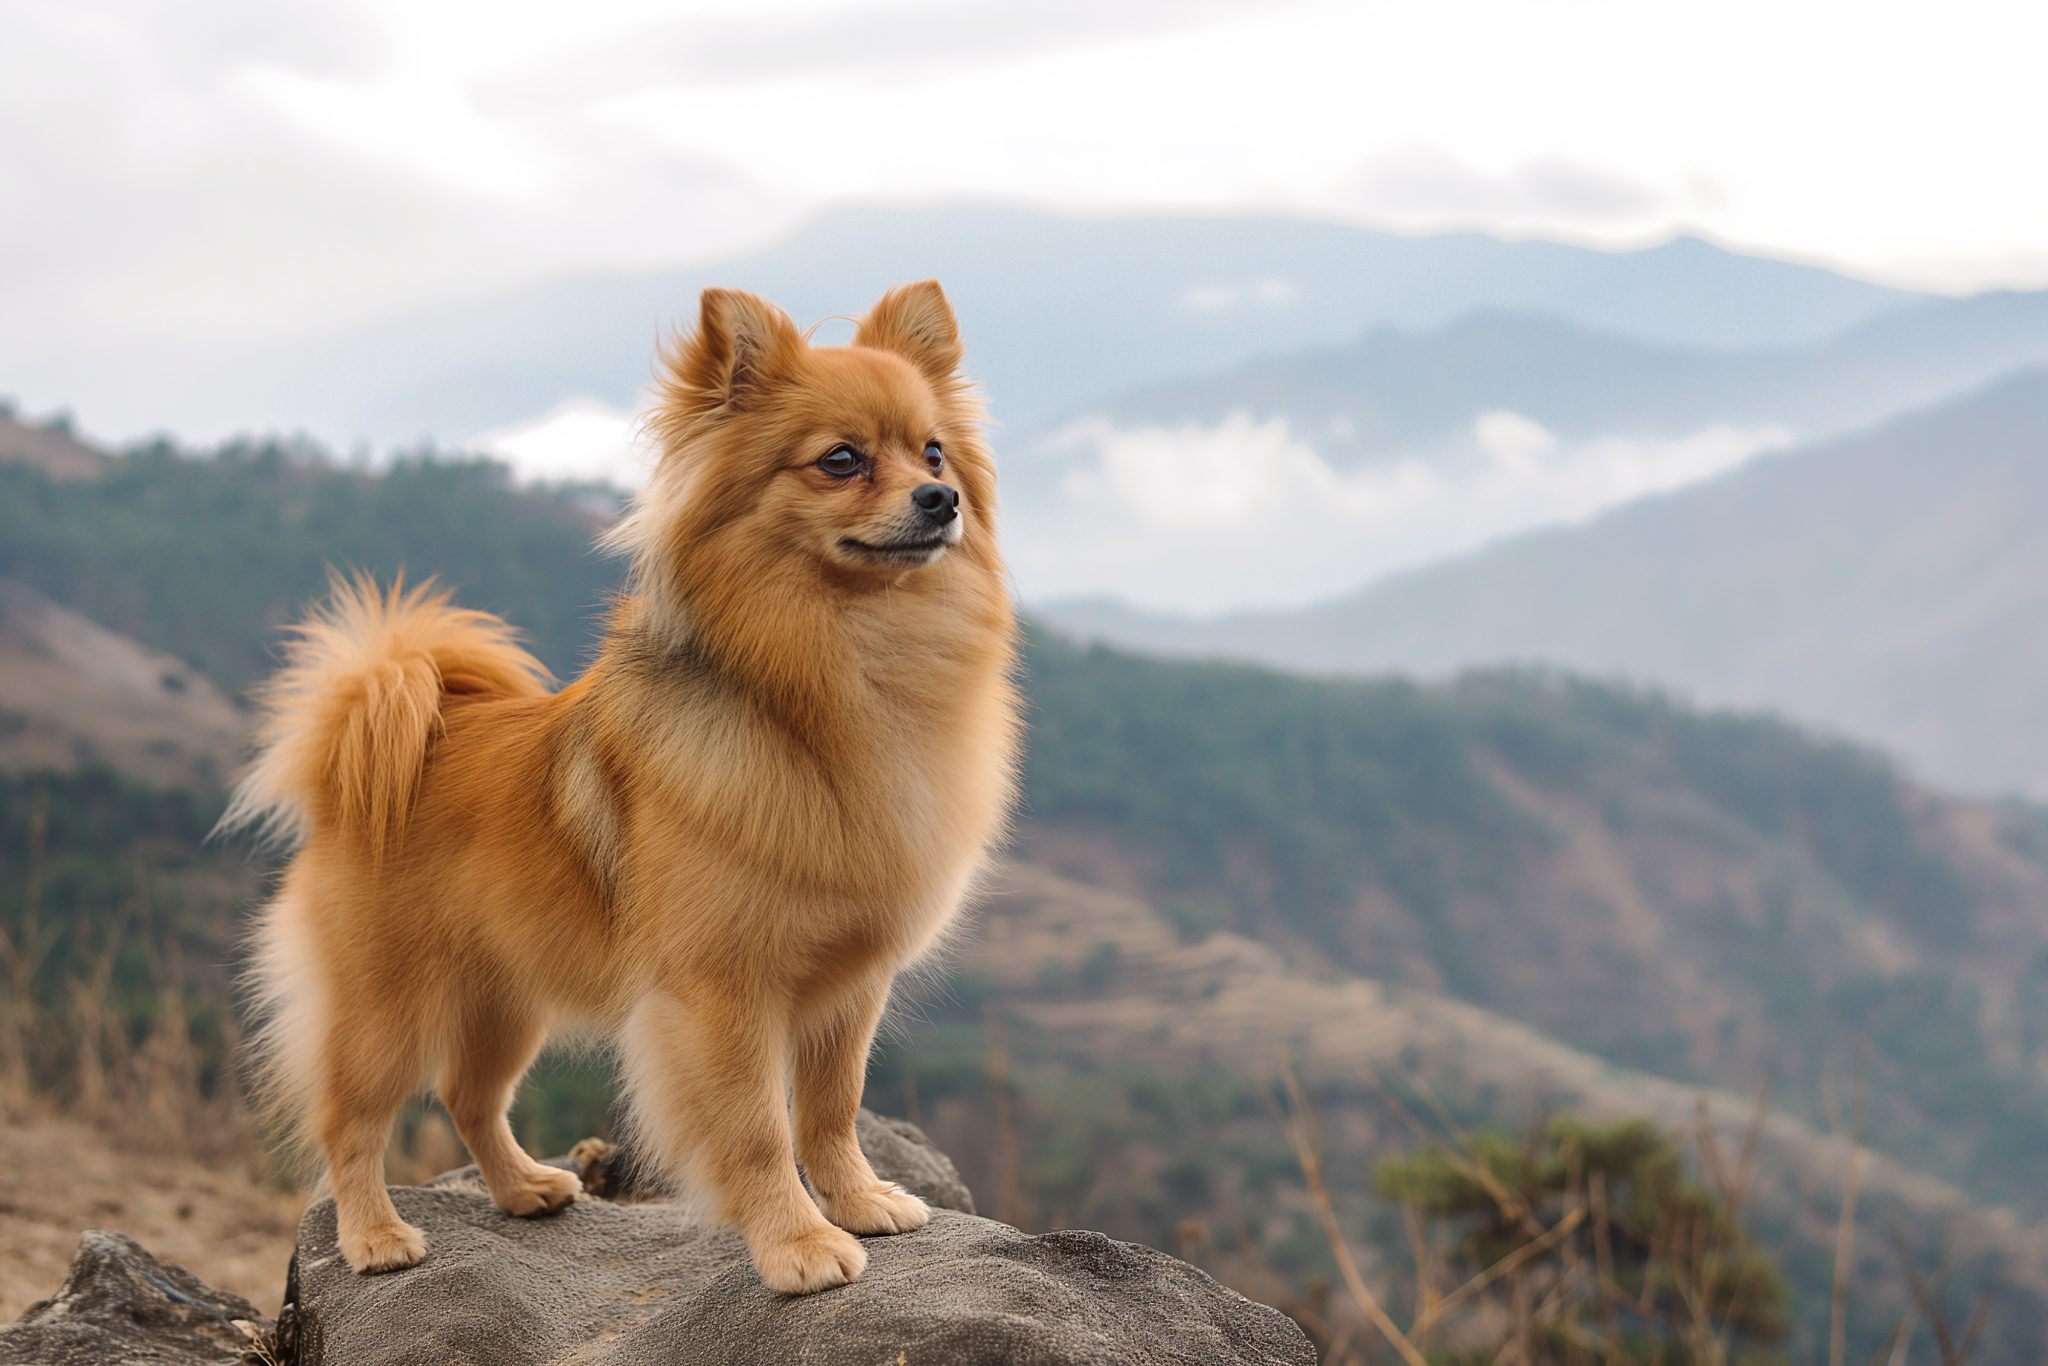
[224,282,1021,1292]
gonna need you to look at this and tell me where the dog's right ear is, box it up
[855,280,962,384]
[675,288,801,411]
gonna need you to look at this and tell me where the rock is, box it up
[284,1111,1311,1365]
[285,1202,1310,1365]
[424,1109,976,1215]
[2,1115,1310,1364]
[0,1229,272,1365]
[848,1109,979,1215]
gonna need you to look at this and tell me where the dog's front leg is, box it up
[794,974,931,1236]
[623,986,868,1293]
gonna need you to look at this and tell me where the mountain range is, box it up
[1043,370,2048,796]
[1046,288,2048,463]
[16,204,2047,801]
[229,204,1923,446]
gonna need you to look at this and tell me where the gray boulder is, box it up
[2,1114,1311,1365]
[0,1230,271,1365]
[285,1111,1311,1365]
[848,1109,979,1215]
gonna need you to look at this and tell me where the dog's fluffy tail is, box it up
[219,574,550,855]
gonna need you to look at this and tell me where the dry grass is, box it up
[0,799,477,1320]
[0,934,489,1325]
[3,914,258,1166]
[0,896,301,1318]
[1278,1067,1430,1366]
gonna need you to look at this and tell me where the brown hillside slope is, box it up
[956,860,2048,1334]
[977,860,2042,1222]
[0,415,106,481]
[0,579,242,785]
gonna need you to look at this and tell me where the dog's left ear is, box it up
[854,280,963,384]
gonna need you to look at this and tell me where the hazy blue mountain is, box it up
[245,204,1919,446]
[1039,370,2048,796]
[998,290,2048,622]
[1056,289,2048,459]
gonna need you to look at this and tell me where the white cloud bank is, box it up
[1012,411,1790,614]
[1177,276,1299,314]
[468,399,1789,616]
[471,397,651,488]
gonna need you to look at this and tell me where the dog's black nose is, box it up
[911,482,960,523]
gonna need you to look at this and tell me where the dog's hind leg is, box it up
[312,1001,432,1274]
[438,1000,581,1217]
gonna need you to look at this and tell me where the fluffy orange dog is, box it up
[224,281,1020,1293]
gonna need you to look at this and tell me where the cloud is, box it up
[1346,145,1669,231]
[1473,410,1558,474]
[470,397,651,488]
[0,3,786,442]
[465,400,1793,609]
[1011,410,1790,613]
[6,0,2046,452]
[511,0,1282,96]
[237,66,548,198]
[1176,275,1299,314]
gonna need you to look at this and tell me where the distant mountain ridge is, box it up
[238,204,1922,446]
[49,205,2040,661]
[1040,369,2048,796]
[1054,289,2048,461]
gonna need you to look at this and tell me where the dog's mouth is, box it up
[839,534,951,564]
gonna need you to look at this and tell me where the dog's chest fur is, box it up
[555,622,1014,972]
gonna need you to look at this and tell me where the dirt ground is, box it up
[0,1108,304,1321]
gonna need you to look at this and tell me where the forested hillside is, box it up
[0,440,623,692]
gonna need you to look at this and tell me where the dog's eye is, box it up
[923,442,943,474]
[818,446,864,478]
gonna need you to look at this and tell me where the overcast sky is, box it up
[5,0,2046,443]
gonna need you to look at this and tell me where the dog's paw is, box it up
[752,1222,868,1294]
[492,1162,582,1217]
[341,1219,427,1274]
[820,1180,930,1236]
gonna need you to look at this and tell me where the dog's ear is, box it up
[678,288,802,410]
[854,280,963,384]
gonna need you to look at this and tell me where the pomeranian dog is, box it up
[222,281,1021,1294]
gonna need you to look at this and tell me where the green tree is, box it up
[1373,1115,1789,1363]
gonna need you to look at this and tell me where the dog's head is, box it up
[625,281,999,601]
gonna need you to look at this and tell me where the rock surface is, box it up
[0,1229,270,1365]
[4,1112,1313,1365]
[286,1111,1309,1365]
[424,1108,979,1217]
[286,1203,1309,1366]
